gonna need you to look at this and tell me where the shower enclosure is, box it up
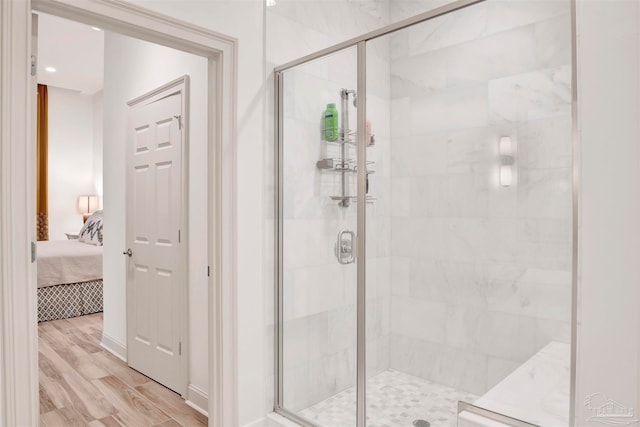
[275,0,575,426]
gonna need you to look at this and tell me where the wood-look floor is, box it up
[38,313,208,427]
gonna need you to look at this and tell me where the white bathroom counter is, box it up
[459,341,570,427]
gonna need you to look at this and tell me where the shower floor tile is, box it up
[298,369,478,427]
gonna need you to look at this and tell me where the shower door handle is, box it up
[335,230,356,265]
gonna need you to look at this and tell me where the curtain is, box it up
[37,84,49,241]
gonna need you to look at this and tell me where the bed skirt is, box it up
[37,279,103,322]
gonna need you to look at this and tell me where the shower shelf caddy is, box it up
[316,129,376,206]
[317,89,375,207]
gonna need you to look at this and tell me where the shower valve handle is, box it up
[335,230,356,265]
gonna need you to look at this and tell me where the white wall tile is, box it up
[445,127,495,174]
[517,116,572,170]
[474,311,537,361]
[391,296,447,343]
[410,175,449,217]
[392,217,447,258]
[390,96,411,135]
[391,134,448,176]
[410,259,488,307]
[488,66,571,125]
[391,177,411,217]
[410,84,489,134]
[446,26,537,87]
[517,168,572,219]
[486,357,521,390]
[408,3,488,55]
[327,305,357,355]
[390,256,411,296]
[534,14,572,69]
[387,0,572,401]
[486,272,572,322]
[535,318,571,349]
[267,12,329,69]
[446,174,490,217]
[486,1,569,35]
[390,0,452,23]
[391,49,448,96]
[445,305,485,350]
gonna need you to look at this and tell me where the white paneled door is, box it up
[126,80,187,395]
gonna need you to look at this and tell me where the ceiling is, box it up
[37,12,104,94]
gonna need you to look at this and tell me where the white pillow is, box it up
[79,211,103,246]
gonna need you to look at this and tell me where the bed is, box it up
[37,211,104,322]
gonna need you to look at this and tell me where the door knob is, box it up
[123,248,133,257]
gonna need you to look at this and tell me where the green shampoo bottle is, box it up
[324,103,339,141]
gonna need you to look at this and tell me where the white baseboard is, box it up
[186,384,209,417]
[100,332,127,362]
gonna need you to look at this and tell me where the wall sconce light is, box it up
[78,195,99,222]
[499,136,515,187]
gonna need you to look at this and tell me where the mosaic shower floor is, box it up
[298,369,478,427]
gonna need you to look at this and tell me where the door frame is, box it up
[0,0,238,426]
[126,76,190,398]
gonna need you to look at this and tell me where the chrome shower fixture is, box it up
[499,136,515,187]
[342,88,357,107]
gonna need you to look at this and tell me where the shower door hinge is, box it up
[30,55,36,76]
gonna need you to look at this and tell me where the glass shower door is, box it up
[277,46,360,426]
[276,1,573,426]
[364,2,573,426]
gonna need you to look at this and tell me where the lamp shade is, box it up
[78,195,99,215]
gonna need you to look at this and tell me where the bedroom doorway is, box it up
[125,77,189,396]
[0,1,238,426]
[33,10,198,422]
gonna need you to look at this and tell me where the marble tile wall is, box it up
[387,0,573,396]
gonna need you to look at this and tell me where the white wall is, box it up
[93,90,104,208]
[575,0,640,424]
[102,32,209,402]
[47,86,101,240]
